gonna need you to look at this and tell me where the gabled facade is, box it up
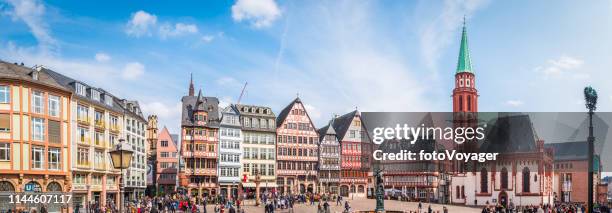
[179,77,220,197]
[218,105,242,198]
[156,126,179,194]
[332,110,369,198]
[275,97,319,195]
[317,118,341,195]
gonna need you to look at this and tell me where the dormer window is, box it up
[75,83,87,96]
[104,95,113,106]
[91,89,100,101]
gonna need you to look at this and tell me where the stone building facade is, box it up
[234,104,277,196]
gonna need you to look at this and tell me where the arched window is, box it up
[467,96,472,111]
[501,167,508,189]
[461,186,465,198]
[47,182,62,192]
[459,96,463,111]
[0,181,14,192]
[522,167,530,193]
[480,167,488,193]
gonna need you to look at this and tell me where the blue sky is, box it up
[1,0,612,133]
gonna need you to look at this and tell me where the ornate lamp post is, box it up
[584,86,597,212]
[109,139,134,213]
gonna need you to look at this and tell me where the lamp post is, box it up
[584,86,598,213]
[109,139,134,213]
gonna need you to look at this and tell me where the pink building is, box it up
[156,127,179,194]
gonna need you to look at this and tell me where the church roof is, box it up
[456,19,474,74]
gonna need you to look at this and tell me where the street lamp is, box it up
[584,86,598,212]
[109,139,134,213]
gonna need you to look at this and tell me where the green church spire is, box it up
[456,17,473,74]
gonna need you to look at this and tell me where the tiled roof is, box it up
[479,114,538,153]
[0,61,68,92]
[181,93,220,128]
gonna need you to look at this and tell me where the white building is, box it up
[218,105,243,198]
[118,100,148,201]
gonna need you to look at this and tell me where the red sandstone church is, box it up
[448,21,555,207]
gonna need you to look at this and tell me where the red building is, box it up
[276,97,319,194]
[156,127,179,194]
[331,110,370,198]
[179,78,220,197]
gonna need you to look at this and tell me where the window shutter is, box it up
[0,114,9,131]
[48,120,61,144]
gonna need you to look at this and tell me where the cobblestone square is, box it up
[239,198,480,213]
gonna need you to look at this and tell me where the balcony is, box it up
[110,124,121,133]
[95,120,106,130]
[77,116,90,125]
[94,140,106,148]
[77,161,90,168]
[78,136,90,145]
[94,163,106,170]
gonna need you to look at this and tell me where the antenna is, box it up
[237,82,248,104]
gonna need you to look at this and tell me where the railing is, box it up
[95,120,106,129]
[94,163,106,170]
[110,124,121,132]
[77,161,90,168]
[94,140,106,147]
[77,116,90,125]
[78,137,90,144]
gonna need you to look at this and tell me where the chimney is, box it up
[31,65,44,80]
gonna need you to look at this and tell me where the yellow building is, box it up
[0,62,72,210]
[45,68,124,209]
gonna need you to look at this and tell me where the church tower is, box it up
[452,19,478,113]
[188,73,195,96]
[453,19,479,174]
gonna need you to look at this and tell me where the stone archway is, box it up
[0,181,16,209]
[340,185,349,197]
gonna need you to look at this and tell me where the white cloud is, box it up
[5,0,57,52]
[94,52,111,62]
[122,62,145,80]
[125,10,158,37]
[536,56,585,77]
[201,35,214,43]
[231,0,281,28]
[505,100,524,107]
[140,101,182,133]
[159,23,199,39]
[216,76,240,87]
[419,0,489,73]
[219,96,234,108]
[303,104,321,120]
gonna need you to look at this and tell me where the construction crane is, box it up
[237,82,248,104]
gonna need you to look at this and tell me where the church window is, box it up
[501,167,509,189]
[480,167,488,193]
[522,167,530,193]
